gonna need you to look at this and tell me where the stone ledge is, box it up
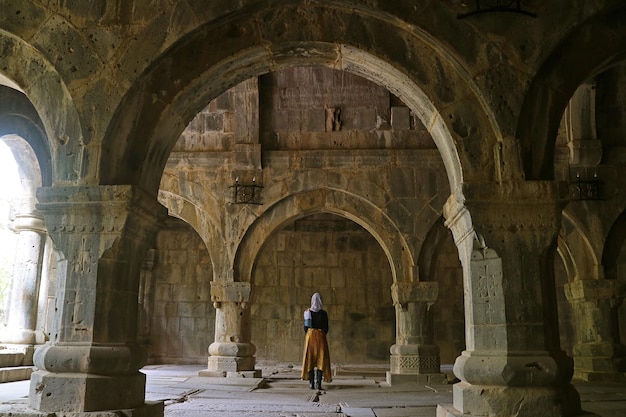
[0,352,24,367]
[0,401,163,417]
[0,366,34,383]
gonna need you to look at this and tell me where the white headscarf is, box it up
[310,293,323,312]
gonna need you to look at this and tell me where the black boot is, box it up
[315,369,323,390]
[308,370,315,389]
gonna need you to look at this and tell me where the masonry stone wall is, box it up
[148,218,215,364]
[259,67,432,150]
[251,214,395,365]
[146,211,471,366]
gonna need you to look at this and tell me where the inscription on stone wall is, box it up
[471,248,503,326]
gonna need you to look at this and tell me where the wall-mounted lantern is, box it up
[230,176,263,205]
[569,171,602,201]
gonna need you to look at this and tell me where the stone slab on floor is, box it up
[0,401,164,417]
[164,397,340,415]
[373,407,437,417]
[145,387,201,404]
[337,408,376,417]
[0,366,33,383]
[3,365,626,417]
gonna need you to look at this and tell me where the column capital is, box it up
[36,185,166,239]
[211,281,252,308]
[463,180,569,235]
[391,281,438,306]
[564,279,626,302]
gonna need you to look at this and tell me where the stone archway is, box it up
[518,6,626,180]
[103,3,504,195]
[235,188,415,285]
[101,11,507,391]
[0,33,84,186]
[0,87,51,187]
[249,212,396,365]
[0,89,52,373]
[227,188,446,384]
[555,212,626,381]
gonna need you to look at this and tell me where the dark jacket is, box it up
[304,309,329,334]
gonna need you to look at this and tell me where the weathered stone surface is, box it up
[0,2,625,417]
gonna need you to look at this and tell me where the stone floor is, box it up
[1,363,626,416]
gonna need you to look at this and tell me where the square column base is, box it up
[386,371,448,386]
[0,400,163,417]
[441,381,581,417]
[205,355,256,373]
[29,371,147,412]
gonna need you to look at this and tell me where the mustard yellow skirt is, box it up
[301,328,332,382]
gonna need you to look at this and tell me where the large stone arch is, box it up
[0,30,84,186]
[234,188,415,287]
[0,86,51,187]
[103,3,503,195]
[517,6,626,180]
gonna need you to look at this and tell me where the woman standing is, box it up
[301,292,332,390]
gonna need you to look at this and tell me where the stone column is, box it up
[29,185,166,415]
[564,279,626,382]
[386,281,447,385]
[438,182,580,417]
[0,213,47,355]
[200,281,261,378]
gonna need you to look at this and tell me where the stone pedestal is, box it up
[386,281,447,385]
[439,182,580,417]
[564,279,626,382]
[26,185,166,415]
[200,281,261,378]
[0,213,47,350]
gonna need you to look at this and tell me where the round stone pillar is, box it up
[386,281,446,385]
[0,213,47,348]
[200,281,261,378]
[437,182,581,417]
[29,185,166,415]
[564,279,626,382]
